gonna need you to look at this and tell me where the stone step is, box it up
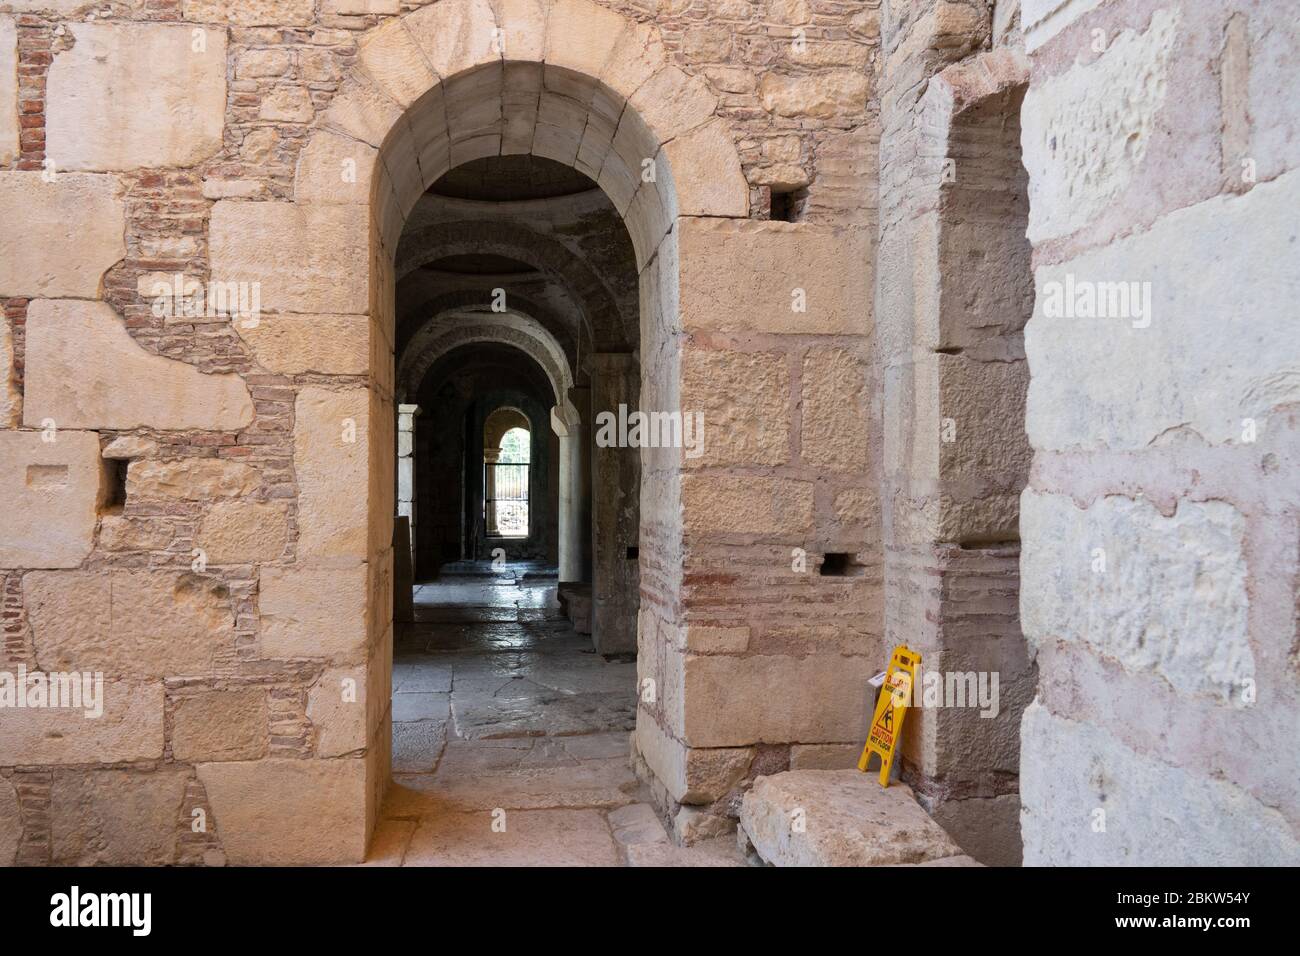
[609,802,751,867]
[556,583,592,634]
[738,770,981,867]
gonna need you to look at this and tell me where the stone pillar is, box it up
[397,403,420,570]
[572,384,593,581]
[632,218,881,847]
[875,5,1035,865]
[904,49,1036,867]
[587,353,639,656]
[482,446,500,536]
[550,399,583,583]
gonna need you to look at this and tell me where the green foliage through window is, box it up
[499,426,530,463]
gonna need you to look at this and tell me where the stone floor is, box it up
[365,562,748,866]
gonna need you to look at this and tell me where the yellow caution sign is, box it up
[857,645,920,787]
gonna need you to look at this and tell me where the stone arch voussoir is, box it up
[295,0,748,270]
[399,309,574,408]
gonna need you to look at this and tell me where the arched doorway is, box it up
[382,136,646,851]
[281,0,749,855]
[207,0,878,863]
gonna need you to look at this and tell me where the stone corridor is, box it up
[2,0,1295,871]
[367,563,745,866]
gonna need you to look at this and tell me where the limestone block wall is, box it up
[1017,0,1300,864]
[633,212,883,844]
[875,0,1036,865]
[0,0,884,864]
[1,0,1289,869]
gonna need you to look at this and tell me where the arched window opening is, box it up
[484,413,530,538]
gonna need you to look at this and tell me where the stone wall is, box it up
[0,0,884,864]
[874,0,1035,865]
[3,0,1288,869]
[1016,0,1300,865]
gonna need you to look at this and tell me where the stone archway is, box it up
[398,311,583,580]
[203,0,752,858]
[193,0,881,862]
[395,218,629,352]
[398,309,574,407]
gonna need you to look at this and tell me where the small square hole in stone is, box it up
[770,186,809,222]
[103,459,128,510]
[820,552,862,577]
[626,546,639,560]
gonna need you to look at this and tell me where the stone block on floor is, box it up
[738,770,973,867]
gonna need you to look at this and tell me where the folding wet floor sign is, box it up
[857,645,921,787]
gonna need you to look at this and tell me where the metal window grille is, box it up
[485,462,529,537]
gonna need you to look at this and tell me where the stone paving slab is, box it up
[413,606,518,624]
[393,691,451,722]
[558,731,631,761]
[432,737,539,774]
[372,567,749,867]
[420,760,640,812]
[608,801,669,846]
[404,809,620,866]
[391,720,447,774]
[360,819,418,867]
[451,689,635,739]
[392,661,454,693]
[626,836,750,867]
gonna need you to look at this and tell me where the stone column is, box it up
[550,399,583,583]
[482,446,500,536]
[572,384,593,582]
[397,403,420,570]
[587,353,639,656]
